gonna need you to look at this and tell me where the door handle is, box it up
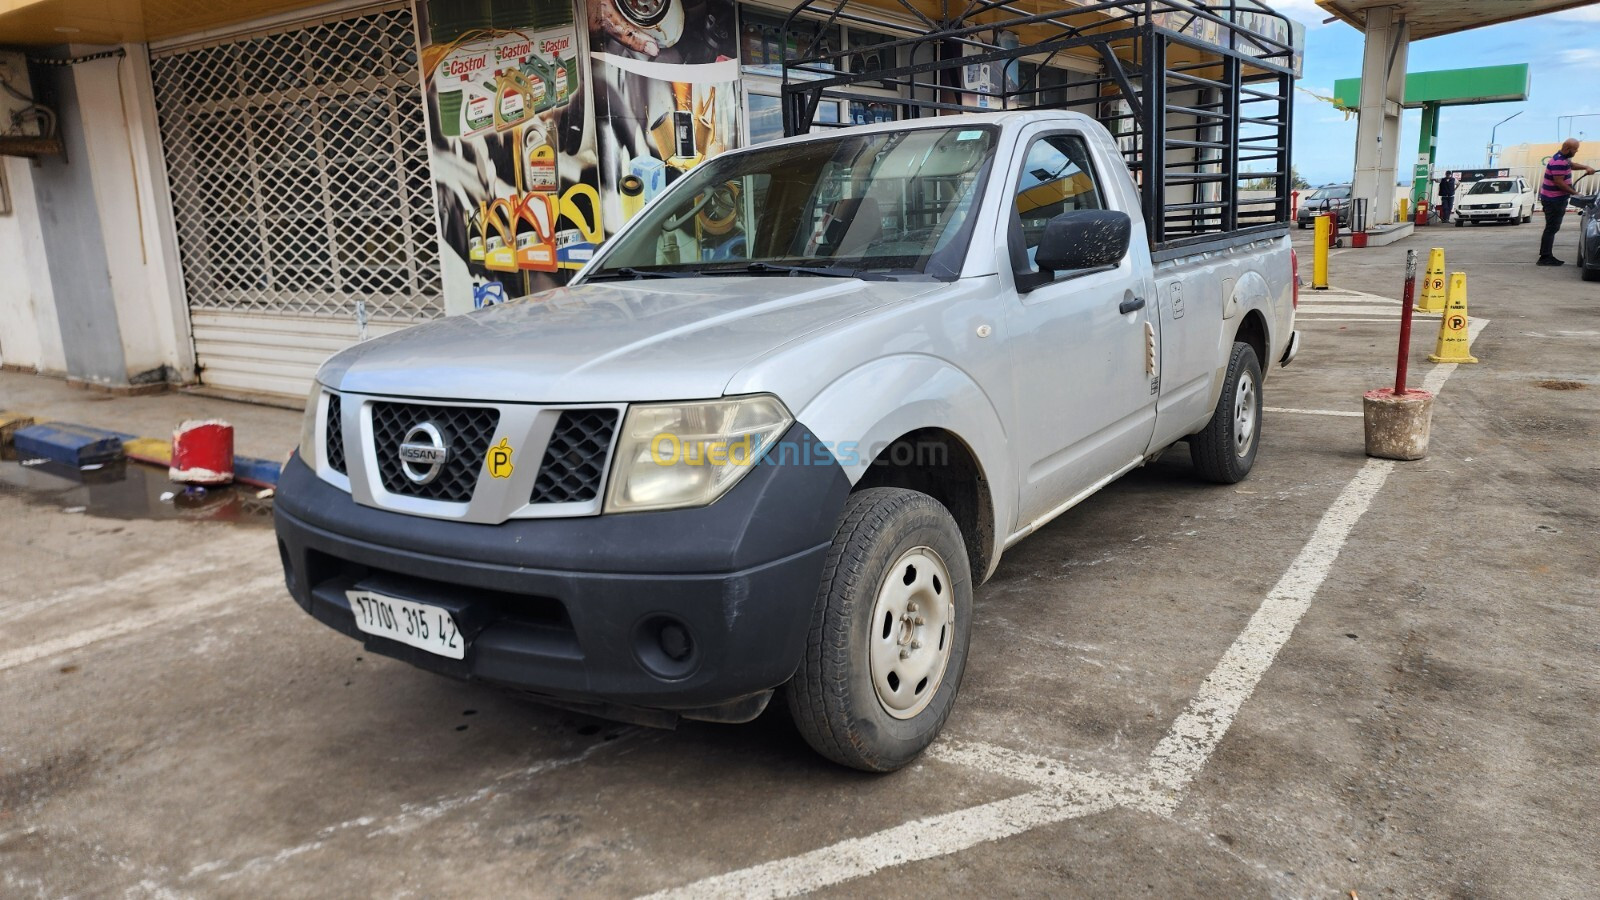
[1119,296,1146,314]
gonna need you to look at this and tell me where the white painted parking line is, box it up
[0,529,271,617]
[1265,407,1362,418]
[643,320,1492,898]
[643,788,1122,900]
[184,736,635,885]
[0,573,281,672]
[1142,458,1394,812]
[927,739,1148,799]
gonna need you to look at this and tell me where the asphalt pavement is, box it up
[1,213,1595,898]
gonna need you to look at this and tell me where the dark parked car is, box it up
[1296,183,1352,229]
[1574,173,1599,282]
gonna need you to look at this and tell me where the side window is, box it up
[1012,133,1105,269]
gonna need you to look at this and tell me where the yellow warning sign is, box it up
[487,437,515,479]
[1428,272,1478,364]
[1416,247,1446,314]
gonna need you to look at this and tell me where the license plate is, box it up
[346,590,464,660]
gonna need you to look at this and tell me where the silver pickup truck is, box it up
[275,109,1299,771]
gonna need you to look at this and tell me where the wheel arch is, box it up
[795,355,1014,582]
[853,428,997,583]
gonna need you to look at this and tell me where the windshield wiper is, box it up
[737,261,861,278]
[585,267,701,281]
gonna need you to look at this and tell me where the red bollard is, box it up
[170,420,235,485]
[1362,248,1435,460]
[1395,249,1417,393]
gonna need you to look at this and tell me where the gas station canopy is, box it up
[1332,64,1531,111]
[1317,0,1600,40]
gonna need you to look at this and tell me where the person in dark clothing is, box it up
[1538,139,1597,266]
[1437,172,1457,223]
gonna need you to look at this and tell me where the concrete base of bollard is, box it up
[1363,388,1434,460]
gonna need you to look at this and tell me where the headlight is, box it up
[604,395,793,512]
[298,382,323,471]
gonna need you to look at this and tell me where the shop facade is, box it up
[0,0,1111,399]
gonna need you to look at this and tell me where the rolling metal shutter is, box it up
[150,2,442,398]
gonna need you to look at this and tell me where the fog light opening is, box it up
[634,615,700,680]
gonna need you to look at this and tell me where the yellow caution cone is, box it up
[1428,272,1478,364]
[1415,247,1447,313]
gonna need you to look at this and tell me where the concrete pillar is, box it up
[1351,6,1408,226]
[4,45,193,389]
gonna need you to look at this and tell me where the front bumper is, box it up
[273,422,851,717]
[1457,208,1517,221]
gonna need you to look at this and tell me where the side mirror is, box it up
[1033,209,1132,273]
[1573,196,1596,211]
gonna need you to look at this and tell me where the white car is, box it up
[1454,177,1535,226]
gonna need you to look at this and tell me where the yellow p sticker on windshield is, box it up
[487,438,515,479]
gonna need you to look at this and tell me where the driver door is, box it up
[1003,131,1159,526]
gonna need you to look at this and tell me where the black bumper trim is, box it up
[273,422,851,709]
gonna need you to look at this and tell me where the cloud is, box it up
[1262,0,1331,28]
[1553,7,1600,23]
[1557,48,1600,68]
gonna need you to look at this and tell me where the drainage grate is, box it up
[531,410,619,504]
[325,393,347,475]
[371,403,500,502]
[150,4,442,322]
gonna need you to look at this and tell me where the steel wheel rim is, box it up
[1233,370,1257,458]
[868,546,955,720]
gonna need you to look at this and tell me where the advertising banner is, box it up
[588,0,743,240]
[418,0,597,312]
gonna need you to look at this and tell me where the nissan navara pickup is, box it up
[275,110,1300,771]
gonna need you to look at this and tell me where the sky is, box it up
[1270,0,1600,186]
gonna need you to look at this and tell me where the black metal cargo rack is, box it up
[779,0,1296,256]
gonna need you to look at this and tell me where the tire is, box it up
[1189,342,1263,484]
[1583,266,1600,283]
[1455,218,1464,228]
[1297,222,1308,230]
[786,488,973,772]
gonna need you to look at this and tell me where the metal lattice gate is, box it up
[151,2,442,398]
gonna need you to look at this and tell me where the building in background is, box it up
[0,0,1295,400]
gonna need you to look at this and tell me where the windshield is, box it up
[1311,185,1350,200]
[1468,180,1514,195]
[585,126,998,281]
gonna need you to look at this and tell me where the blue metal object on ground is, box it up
[12,423,128,467]
[233,456,282,487]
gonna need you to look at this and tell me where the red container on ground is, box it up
[170,420,235,484]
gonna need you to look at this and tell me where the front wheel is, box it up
[1455,217,1465,227]
[1189,342,1263,484]
[786,488,973,772]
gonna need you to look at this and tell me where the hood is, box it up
[321,276,937,403]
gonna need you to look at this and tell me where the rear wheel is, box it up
[787,488,973,772]
[1189,342,1263,484]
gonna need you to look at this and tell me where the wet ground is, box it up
[0,457,274,528]
[1,217,1597,898]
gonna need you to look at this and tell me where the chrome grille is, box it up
[325,393,347,474]
[149,4,443,323]
[370,403,499,502]
[531,410,619,504]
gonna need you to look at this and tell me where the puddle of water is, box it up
[0,457,274,527]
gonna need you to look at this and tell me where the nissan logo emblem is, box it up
[398,422,450,485]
